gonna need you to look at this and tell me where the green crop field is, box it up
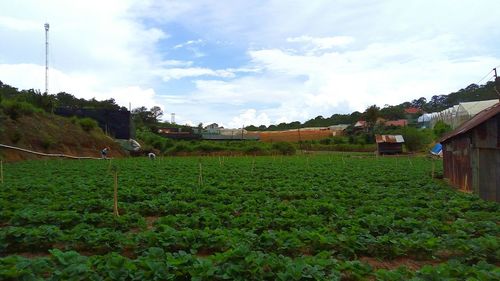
[0,154,498,280]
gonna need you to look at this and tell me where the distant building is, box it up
[158,127,201,140]
[375,134,405,155]
[384,119,408,127]
[354,120,367,128]
[328,124,349,136]
[404,107,422,114]
[440,102,500,202]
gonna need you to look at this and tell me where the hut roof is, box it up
[375,135,405,143]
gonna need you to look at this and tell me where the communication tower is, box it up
[44,23,50,94]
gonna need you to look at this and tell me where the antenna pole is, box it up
[44,23,50,95]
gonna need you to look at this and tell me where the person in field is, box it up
[101,147,109,159]
[148,152,156,160]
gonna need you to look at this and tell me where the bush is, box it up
[403,127,433,152]
[77,117,99,132]
[136,130,174,153]
[243,144,268,155]
[1,100,40,120]
[272,142,296,155]
[433,121,452,139]
[40,135,55,150]
[195,143,224,153]
[168,142,193,154]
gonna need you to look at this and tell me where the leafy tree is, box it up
[363,105,380,127]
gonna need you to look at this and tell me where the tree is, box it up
[363,105,380,127]
[150,106,163,122]
[410,97,427,108]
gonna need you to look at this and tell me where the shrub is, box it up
[403,127,433,152]
[40,134,55,150]
[195,143,225,153]
[433,121,452,139]
[168,142,193,154]
[77,118,98,132]
[272,142,296,155]
[136,130,174,153]
[1,100,40,120]
[243,144,268,155]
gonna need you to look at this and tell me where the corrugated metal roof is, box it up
[440,102,500,143]
[375,134,405,143]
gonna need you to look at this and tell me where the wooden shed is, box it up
[440,102,500,202]
[375,135,404,155]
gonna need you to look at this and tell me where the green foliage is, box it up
[0,100,41,120]
[272,142,296,155]
[76,117,99,132]
[136,130,174,153]
[403,127,433,152]
[433,120,452,139]
[40,133,55,149]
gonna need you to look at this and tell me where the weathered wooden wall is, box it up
[443,114,499,202]
[471,115,499,201]
[443,134,472,192]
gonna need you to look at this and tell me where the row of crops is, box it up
[0,154,499,280]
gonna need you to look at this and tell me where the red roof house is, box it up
[384,119,408,127]
[404,107,422,114]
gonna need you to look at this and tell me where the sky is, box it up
[1,0,500,128]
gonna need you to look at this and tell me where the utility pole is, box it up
[494,68,500,98]
[44,23,49,95]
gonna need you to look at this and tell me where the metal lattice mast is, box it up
[44,23,49,94]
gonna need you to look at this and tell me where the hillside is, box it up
[0,112,126,161]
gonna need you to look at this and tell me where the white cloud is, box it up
[159,60,193,67]
[158,67,235,81]
[287,35,354,50]
[173,39,203,49]
[0,16,39,31]
[228,109,271,128]
[179,35,500,126]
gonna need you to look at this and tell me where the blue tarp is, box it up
[431,143,442,156]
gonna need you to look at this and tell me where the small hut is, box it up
[440,102,500,202]
[375,135,404,155]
